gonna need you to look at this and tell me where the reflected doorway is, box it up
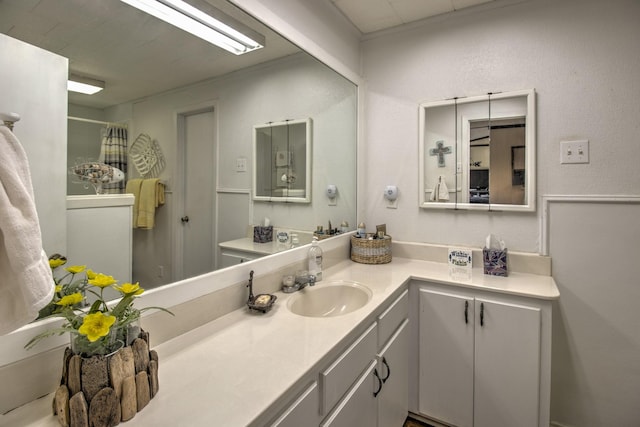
[175,107,217,281]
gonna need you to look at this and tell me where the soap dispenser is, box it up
[308,237,323,282]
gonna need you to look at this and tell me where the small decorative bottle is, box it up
[308,237,323,282]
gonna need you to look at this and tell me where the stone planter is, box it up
[53,330,159,427]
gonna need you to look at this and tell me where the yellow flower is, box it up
[65,265,86,274]
[49,258,67,269]
[78,312,116,342]
[115,282,144,296]
[55,285,63,293]
[88,273,117,288]
[56,293,83,307]
[86,269,97,280]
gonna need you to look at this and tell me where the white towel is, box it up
[429,175,450,202]
[0,125,54,335]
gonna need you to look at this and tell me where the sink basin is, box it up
[287,280,372,318]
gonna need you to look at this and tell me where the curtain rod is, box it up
[68,116,128,128]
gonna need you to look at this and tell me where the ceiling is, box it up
[331,0,496,34]
[0,0,299,109]
[0,0,495,110]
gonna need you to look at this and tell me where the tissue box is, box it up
[253,226,273,243]
[483,248,508,277]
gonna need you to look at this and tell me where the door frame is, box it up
[172,101,219,282]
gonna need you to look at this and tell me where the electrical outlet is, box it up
[560,140,589,164]
[236,157,247,172]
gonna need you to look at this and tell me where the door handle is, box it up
[480,302,485,327]
[373,368,383,397]
[381,357,391,383]
[464,300,469,324]
[181,215,190,223]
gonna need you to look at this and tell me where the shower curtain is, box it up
[99,125,128,193]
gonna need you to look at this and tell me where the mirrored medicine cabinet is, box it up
[419,89,536,212]
[253,118,312,203]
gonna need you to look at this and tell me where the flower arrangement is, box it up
[26,254,172,356]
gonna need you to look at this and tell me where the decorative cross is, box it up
[429,140,452,167]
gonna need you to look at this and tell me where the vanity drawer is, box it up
[270,381,320,427]
[377,289,408,348]
[320,322,377,415]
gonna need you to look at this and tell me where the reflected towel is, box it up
[125,179,143,228]
[429,175,450,202]
[0,126,54,335]
[136,178,165,229]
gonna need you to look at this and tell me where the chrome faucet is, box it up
[282,273,316,293]
[297,274,316,290]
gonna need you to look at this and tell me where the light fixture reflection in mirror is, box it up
[419,89,536,212]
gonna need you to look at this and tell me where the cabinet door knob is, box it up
[181,215,190,223]
[373,368,383,397]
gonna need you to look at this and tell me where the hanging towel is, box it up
[136,178,165,229]
[125,178,143,228]
[0,126,54,335]
[429,175,450,202]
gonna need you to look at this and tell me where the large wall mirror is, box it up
[419,89,535,211]
[0,0,357,297]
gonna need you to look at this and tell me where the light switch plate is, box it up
[560,140,589,164]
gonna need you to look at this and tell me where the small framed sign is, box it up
[448,248,472,282]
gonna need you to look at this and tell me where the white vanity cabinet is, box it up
[321,289,409,427]
[266,288,410,427]
[415,282,551,427]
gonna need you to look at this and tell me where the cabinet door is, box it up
[321,361,378,427]
[419,289,474,427]
[270,382,320,427]
[474,299,541,427]
[377,320,409,427]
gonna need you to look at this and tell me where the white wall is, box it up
[360,0,640,425]
[360,0,640,252]
[548,199,640,427]
[0,34,68,257]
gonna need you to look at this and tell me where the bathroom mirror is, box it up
[1,0,357,292]
[419,89,536,211]
[253,118,312,203]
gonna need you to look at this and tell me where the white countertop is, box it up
[219,237,298,256]
[0,257,558,427]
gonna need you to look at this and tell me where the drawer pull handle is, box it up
[480,302,485,327]
[381,357,391,383]
[373,369,383,397]
[464,300,469,324]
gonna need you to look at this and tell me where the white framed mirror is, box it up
[253,118,312,203]
[419,89,536,211]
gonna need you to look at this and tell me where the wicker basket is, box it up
[313,232,340,241]
[350,235,392,264]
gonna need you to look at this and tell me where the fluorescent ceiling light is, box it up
[67,75,105,95]
[119,0,264,55]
